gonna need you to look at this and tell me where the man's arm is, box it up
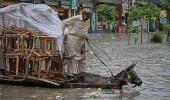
[62,18,70,34]
[62,16,81,34]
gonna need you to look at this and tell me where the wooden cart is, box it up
[0,27,65,87]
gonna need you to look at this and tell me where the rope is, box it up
[86,38,112,60]
[86,38,114,78]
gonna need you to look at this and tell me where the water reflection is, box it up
[0,84,142,100]
[0,34,170,100]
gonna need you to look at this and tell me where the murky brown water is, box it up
[0,33,170,100]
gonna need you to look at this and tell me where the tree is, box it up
[163,24,170,41]
[97,4,116,32]
[128,3,161,44]
[161,0,170,21]
[128,25,140,44]
[161,0,170,41]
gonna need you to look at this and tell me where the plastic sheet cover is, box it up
[0,3,63,51]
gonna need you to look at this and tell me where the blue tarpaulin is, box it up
[71,0,78,10]
[160,18,167,25]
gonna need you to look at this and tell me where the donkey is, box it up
[66,62,142,89]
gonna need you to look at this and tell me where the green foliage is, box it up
[163,24,170,32]
[144,4,160,20]
[161,0,170,25]
[128,5,144,21]
[150,33,163,43]
[161,0,170,11]
[128,3,161,21]
[97,4,116,24]
[128,25,140,33]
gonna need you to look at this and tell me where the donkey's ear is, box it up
[127,62,137,71]
[132,62,137,69]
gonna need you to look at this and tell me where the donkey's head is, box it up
[126,62,142,87]
[110,62,142,89]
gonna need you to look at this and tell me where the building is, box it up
[44,0,70,20]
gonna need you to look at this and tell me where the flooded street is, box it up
[0,33,170,100]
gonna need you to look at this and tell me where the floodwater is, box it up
[0,33,170,100]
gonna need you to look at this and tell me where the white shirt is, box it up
[62,15,88,36]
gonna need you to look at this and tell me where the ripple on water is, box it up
[0,34,170,100]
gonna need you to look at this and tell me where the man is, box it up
[62,8,91,74]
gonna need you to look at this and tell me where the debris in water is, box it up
[56,95,63,100]
[88,88,102,98]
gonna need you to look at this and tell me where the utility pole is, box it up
[92,0,98,33]
[127,0,130,45]
[0,0,3,8]
[32,0,35,4]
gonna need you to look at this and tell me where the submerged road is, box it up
[0,33,170,100]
